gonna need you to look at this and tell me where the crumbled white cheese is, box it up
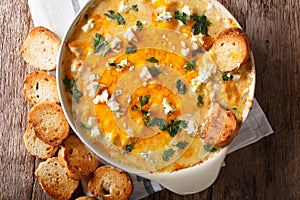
[115,89,123,96]
[180,41,186,48]
[232,74,241,81]
[181,48,190,56]
[81,19,95,32]
[126,126,132,135]
[191,34,204,45]
[172,45,176,51]
[87,82,100,98]
[184,120,198,135]
[118,1,129,12]
[123,28,137,42]
[129,65,135,71]
[87,117,98,127]
[162,34,169,41]
[127,95,132,103]
[156,8,172,21]
[69,46,83,58]
[88,74,100,83]
[182,5,192,16]
[139,66,153,82]
[91,126,100,137]
[110,37,122,49]
[192,42,198,50]
[93,89,109,104]
[118,58,129,68]
[206,3,213,10]
[107,95,120,111]
[162,98,175,114]
[70,59,83,72]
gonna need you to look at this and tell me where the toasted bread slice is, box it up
[210,27,250,72]
[201,103,239,147]
[22,70,59,105]
[58,135,99,180]
[28,102,69,146]
[88,166,132,200]
[22,26,61,71]
[23,123,58,160]
[35,157,79,200]
[76,196,96,200]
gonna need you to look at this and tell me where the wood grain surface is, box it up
[0,0,299,199]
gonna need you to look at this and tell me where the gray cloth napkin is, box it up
[27,0,273,199]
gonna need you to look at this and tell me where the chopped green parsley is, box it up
[136,21,143,30]
[190,14,211,35]
[175,10,188,24]
[176,79,187,94]
[63,76,83,103]
[163,149,175,161]
[126,42,137,54]
[146,57,159,63]
[104,10,125,25]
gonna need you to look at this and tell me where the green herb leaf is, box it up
[204,144,217,153]
[125,143,135,153]
[190,14,211,35]
[139,95,151,107]
[146,118,168,131]
[174,10,187,24]
[84,14,89,20]
[175,141,188,149]
[146,57,159,63]
[167,120,187,137]
[104,10,125,25]
[126,42,137,54]
[176,79,187,94]
[81,123,92,130]
[62,76,71,87]
[148,66,162,77]
[136,21,143,30]
[183,62,196,71]
[162,149,175,161]
[132,4,138,12]
[63,76,83,103]
[232,107,237,111]
[141,109,150,124]
[222,73,233,81]
[197,95,203,106]
[192,47,204,57]
[93,33,108,53]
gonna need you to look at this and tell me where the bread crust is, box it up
[28,102,69,146]
[58,135,99,180]
[88,166,133,200]
[22,26,61,71]
[22,70,60,105]
[75,196,96,200]
[35,157,79,200]
[210,27,250,72]
[23,123,58,160]
[201,103,239,147]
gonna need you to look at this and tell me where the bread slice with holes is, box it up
[58,135,99,180]
[23,123,58,160]
[35,157,79,200]
[22,26,61,71]
[88,166,132,200]
[210,27,250,72]
[28,102,69,146]
[201,103,239,147]
[22,70,60,105]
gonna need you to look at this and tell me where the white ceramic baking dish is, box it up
[57,0,255,194]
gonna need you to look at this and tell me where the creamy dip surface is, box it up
[61,0,254,172]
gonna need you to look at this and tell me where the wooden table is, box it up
[1,0,299,199]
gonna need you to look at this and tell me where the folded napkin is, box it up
[28,0,273,199]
